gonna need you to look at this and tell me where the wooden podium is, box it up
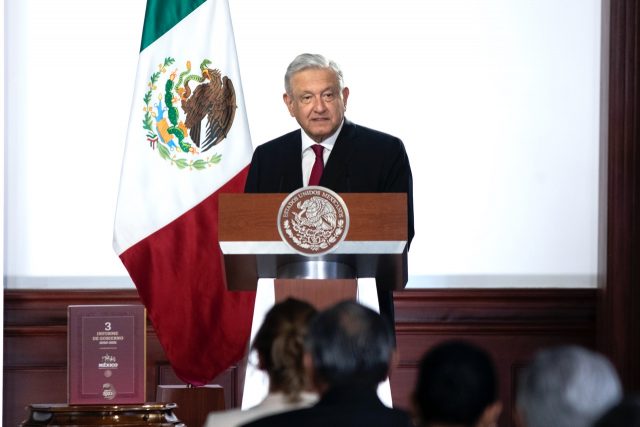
[218,192,408,307]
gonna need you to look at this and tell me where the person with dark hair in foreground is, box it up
[242,300,412,427]
[412,340,502,427]
[515,345,622,427]
[205,298,318,427]
[594,396,640,427]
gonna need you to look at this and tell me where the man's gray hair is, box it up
[284,53,345,95]
[516,345,622,427]
[305,300,394,388]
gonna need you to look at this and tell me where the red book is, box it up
[68,305,146,404]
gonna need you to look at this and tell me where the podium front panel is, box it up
[219,193,408,291]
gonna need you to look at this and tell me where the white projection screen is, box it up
[4,0,603,289]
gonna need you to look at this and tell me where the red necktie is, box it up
[308,144,324,186]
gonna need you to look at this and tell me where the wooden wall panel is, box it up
[4,288,596,427]
[3,290,243,427]
[4,367,68,426]
[390,289,597,427]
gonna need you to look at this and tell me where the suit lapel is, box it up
[282,130,304,191]
[320,120,357,191]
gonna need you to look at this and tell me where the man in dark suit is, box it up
[242,301,412,427]
[245,53,414,328]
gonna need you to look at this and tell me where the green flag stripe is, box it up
[140,0,208,52]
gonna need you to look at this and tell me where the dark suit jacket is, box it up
[244,119,414,245]
[241,385,413,427]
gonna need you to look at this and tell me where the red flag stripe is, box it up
[120,166,255,385]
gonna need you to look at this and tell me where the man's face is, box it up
[283,68,349,143]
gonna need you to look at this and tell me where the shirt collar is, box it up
[301,119,344,153]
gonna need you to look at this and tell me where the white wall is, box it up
[4,0,602,288]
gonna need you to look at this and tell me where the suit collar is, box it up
[319,119,357,190]
[318,384,384,408]
[280,131,303,191]
[300,120,344,152]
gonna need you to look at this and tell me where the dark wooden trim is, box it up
[4,289,148,326]
[601,0,640,391]
[394,288,596,324]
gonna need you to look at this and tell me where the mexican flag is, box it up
[113,0,255,386]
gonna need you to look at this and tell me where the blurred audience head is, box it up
[304,300,395,391]
[252,298,317,401]
[515,345,622,427]
[594,396,640,427]
[412,340,501,427]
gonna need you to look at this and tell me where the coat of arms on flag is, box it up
[113,0,256,387]
[143,57,237,169]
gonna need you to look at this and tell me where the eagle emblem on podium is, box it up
[278,187,350,256]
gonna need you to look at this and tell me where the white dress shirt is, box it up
[301,121,344,186]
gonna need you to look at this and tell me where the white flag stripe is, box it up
[114,0,252,255]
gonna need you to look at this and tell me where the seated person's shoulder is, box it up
[240,407,309,427]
